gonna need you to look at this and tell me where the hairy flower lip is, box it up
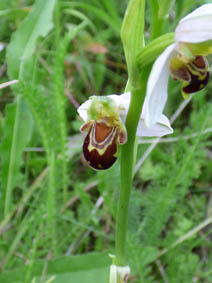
[82,121,119,170]
[144,4,212,128]
[78,93,173,170]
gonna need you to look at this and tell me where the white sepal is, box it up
[143,43,177,128]
[175,4,212,43]
[108,92,131,118]
[77,99,92,122]
[137,113,173,137]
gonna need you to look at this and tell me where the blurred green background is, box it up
[0,0,212,282]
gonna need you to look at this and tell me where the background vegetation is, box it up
[0,0,212,282]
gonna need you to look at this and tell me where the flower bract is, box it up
[144,4,212,128]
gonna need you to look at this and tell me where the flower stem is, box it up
[115,68,150,266]
[114,0,147,269]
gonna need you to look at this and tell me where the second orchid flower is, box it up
[144,4,212,128]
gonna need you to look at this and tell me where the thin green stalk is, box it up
[4,95,21,217]
[115,68,150,266]
[47,151,57,256]
[114,0,146,267]
[114,0,167,268]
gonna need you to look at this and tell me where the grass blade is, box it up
[0,98,33,217]
[1,0,57,217]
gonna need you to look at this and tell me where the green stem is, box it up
[114,0,170,270]
[115,68,150,266]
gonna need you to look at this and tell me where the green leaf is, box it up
[0,97,33,217]
[121,0,145,88]
[0,252,110,283]
[7,0,56,80]
[1,0,56,217]
[0,8,28,18]
[136,32,175,70]
[36,267,109,283]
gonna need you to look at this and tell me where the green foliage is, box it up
[62,1,121,34]
[0,1,212,282]
[128,92,212,281]
[0,252,110,283]
[0,99,33,216]
[0,0,57,219]
[7,0,56,80]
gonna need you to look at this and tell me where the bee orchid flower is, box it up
[144,4,212,128]
[78,92,173,170]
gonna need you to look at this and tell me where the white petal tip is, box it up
[142,44,177,130]
[138,114,173,137]
[77,99,92,122]
[175,4,212,43]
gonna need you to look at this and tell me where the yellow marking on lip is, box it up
[88,122,118,156]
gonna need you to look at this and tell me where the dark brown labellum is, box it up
[182,71,210,94]
[182,56,210,94]
[83,121,119,170]
[171,55,210,95]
